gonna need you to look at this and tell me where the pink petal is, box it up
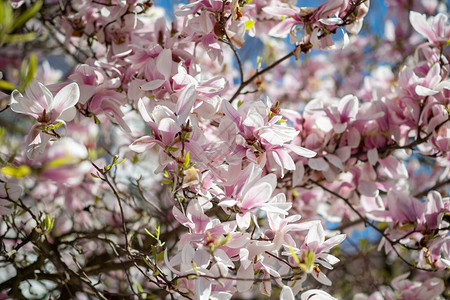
[176,84,196,125]
[51,83,80,120]
[25,81,53,109]
[10,90,44,118]
[338,95,358,120]
[273,149,295,171]
[141,80,165,91]
[129,136,158,153]
[26,126,51,160]
[268,19,297,37]
[308,157,329,171]
[410,11,436,43]
[159,118,180,145]
[156,49,173,80]
[241,182,272,210]
[285,144,316,158]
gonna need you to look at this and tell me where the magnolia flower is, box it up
[10,81,80,159]
[410,11,450,46]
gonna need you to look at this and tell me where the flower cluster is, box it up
[0,0,448,299]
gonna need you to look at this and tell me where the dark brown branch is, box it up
[414,178,450,198]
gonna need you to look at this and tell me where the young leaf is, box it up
[11,0,43,31]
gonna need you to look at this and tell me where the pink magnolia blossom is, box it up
[10,81,80,159]
[410,11,450,46]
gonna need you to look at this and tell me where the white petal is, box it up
[301,289,337,300]
[196,277,212,300]
[280,286,295,300]
[415,85,438,96]
[236,264,254,293]
[51,83,80,119]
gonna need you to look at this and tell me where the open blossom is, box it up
[1,0,450,299]
[222,99,315,177]
[218,163,292,229]
[283,222,346,286]
[263,0,369,49]
[10,81,80,159]
[410,11,450,46]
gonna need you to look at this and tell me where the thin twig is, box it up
[309,179,433,272]
[229,47,298,103]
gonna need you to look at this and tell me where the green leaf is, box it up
[49,216,55,232]
[112,158,126,167]
[245,20,255,30]
[12,0,43,31]
[183,152,190,168]
[46,122,63,131]
[192,262,199,275]
[359,238,367,251]
[1,165,31,178]
[44,156,76,169]
[145,228,156,239]
[289,245,301,266]
[0,80,16,90]
[136,282,144,293]
[166,146,179,152]
[94,115,101,124]
[156,250,165,262]
[155,223,160,239]
[18,56,28,89]
[25,53,37,86]
[4,32,36,44]
[0,2,13,32]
